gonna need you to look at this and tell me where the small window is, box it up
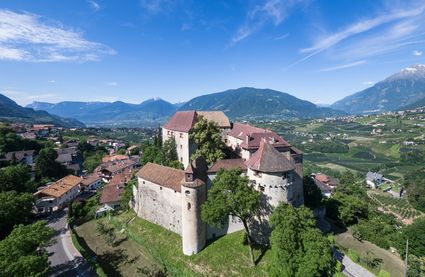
[160,187,162,190]
[259,185,265,192]
[143,181,145,184]
[185,190,190,195]
[187,203,191,210]
[180,157,183,162]
[180,145,183,149]
[180,133,183,138]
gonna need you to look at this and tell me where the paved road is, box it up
[334,249,375,277]
[46,209,96,277]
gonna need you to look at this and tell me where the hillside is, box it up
[28,98,177,127]
[180,87,344,120]
[332,64,425,114]
[0,94,84,128]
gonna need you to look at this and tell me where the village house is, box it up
[1,150,35,166]
[132,110,304,256]
[99,171,132,210]
[366,172,384,188]
[34,175,82,213]
[80,173,103,191]
[95,158,138,182]
[312,173,340,197]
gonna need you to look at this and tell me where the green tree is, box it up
[269,204,335,277]
[120,178,136,211]
[0,221,54,277]
[326,192,368,226]
[0,191,34,239]
[163,137,179,162]
[0,164,31,192]
[189,116,225,164]
[201,168,261,265]
[35,147,68,179]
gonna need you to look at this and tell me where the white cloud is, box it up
[413,50,423,56]
[105,81,118,86]
[88,0,100,12]
[0,9,115,62]
[273,33,289,41]
[287,3,425,68]
[231,0,308,45]
[139,0,173,14]
[2,88,59,105]
[363,81,374,86]
[318,60,366,72]
[301,5,425,54]
[48,80,55,83]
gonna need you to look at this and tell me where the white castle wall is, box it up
[162,128,195,168]
[134,176,182,234]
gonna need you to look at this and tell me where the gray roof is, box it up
[366,172,383,181]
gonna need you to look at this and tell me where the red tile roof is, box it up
[35,175,82,198]
[245,140,295,173]
[227,123,265,139]
[137,162,185,192]
[163,111,197,132]
[81,173,102,187]
[208,158,247,173]
[240,132,290,149]
[100,173,131,204]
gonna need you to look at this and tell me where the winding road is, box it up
[46,209,96,277]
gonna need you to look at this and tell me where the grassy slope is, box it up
[76,211,271,277]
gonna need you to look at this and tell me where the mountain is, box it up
[331,64,425,114]
[0,94,85,127]
[179,87,344,120]
[27,98,177,127]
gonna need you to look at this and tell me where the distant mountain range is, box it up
[331,64,425,114]
[27,98,178,127]
[0,94,84,128]
[26,87,345,126]
[180,87,345,120]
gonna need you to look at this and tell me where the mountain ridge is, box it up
[0,94,85,128]
[331,64,425,114]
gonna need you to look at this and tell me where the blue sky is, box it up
[1,0,425,106]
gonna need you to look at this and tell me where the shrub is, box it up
[347,249,359,263]
[378,269,390,277]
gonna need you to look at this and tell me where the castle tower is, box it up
[181,164,207,255]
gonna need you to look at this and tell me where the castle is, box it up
[132,111,304,255]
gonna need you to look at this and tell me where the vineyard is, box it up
[368,193,424,222]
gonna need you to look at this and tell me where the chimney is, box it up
[246,134,251,144]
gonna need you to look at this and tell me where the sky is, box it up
[1,0,425,106]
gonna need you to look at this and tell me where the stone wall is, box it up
[134,176,183,234]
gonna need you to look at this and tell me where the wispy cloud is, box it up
[273,33,289,41]
[0,9,115,62]
[88,0,100,12]
[413,50,423,56]
[139,0,173,14]
[105,81,118,86]
[48,80,55,83]
[2,88,59,105]
[318,60,366,72]
[288,3,425,67]
[231,0,308,45]
[363,80,374,86]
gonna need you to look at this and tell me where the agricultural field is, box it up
[255,110,425,182]
[368,191,424,224]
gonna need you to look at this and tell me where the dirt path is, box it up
[335,232,405,277]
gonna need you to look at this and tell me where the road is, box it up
[334,249,375,277]
[46,209,96,277]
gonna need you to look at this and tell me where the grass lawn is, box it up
[110,211,271,277]
[335,231,405,277]
[75,219,161,277]
[75,211,271,276]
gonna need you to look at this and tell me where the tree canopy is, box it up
[35,147,68,180]
[0,191,34,239]
[0,221,54,277]
[0,164,32,192]
[189,116,225,164]
[140,137,183,169]
[201,168,261,265]
[269,204,335,277]
[303,175,323,209]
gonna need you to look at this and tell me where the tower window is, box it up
[187,203,191,210]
